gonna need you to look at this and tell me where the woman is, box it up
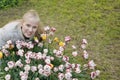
[0,10,43,49]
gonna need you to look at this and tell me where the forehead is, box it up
[24,18,39,26]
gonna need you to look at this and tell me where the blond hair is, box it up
[22,10,43,41]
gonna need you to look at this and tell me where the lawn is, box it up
[0,0,120,80]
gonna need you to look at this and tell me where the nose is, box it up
[28,27,33,33]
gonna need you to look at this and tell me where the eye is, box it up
[26,24,31,27]
[33,26,37,29]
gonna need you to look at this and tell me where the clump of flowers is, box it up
[0,26,100,80]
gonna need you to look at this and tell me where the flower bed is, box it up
[0,26,100,80]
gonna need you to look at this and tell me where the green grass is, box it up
[0,0,120,80]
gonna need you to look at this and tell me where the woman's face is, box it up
[21,19,38,38]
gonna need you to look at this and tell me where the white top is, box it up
[0,21,33,49]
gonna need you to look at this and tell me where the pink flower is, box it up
[2,49,10,56]
[51,27,56,32]
[62,56,69,62]
[88,60,96,69]
[72,51,78,57]
[90,71,97,79]
[65,36,71,42]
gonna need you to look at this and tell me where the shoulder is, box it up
[2,21,21,30]
[3,21,20,29]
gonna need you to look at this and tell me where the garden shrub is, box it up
[0,0,27,9]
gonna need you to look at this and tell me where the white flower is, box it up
[96,70,100,76]
[38,68,44,74]
[56,50,63,58]
[38,64,43,69]
[19,71,24,76]
[26,42,34,49]
[24,65,30,71]
[49,32,54,36]
[72,78,78,80]
[4,44,9,49]
[44,26,50,31]
[38,42,43,47]
[43,49,48,54]
[7,61,15,69]
[81,44,86,49]
[7,40,12,44]
[42,53,47,59]
[15,59,23,67]
[50,56,54,61]
[21,74,28,80]
[25,59,31,64]
[35,77,40,80]
[4,67,9,71]
[5,74,11,80]
[43,65,51,76]
[53,49,57,54]
[75,68,81,73]
[83,53,89,59]
[31,66,37,72]
[83,64,88,70]
[17,49,24,57]
[36,52,42,60]
[58,65,64,72]
[59,46,64,52]
[72,45,76,49]
[25,51,32,59]
[44,65,51,73]
[58,73,64,80]
[72,51,78,57]
[65,72,72,80]
[53,67,58,72]
[82,39,87,44]
[45,58,51,64]
[65,62,71,69]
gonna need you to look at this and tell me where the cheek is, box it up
[33,29,37,33]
